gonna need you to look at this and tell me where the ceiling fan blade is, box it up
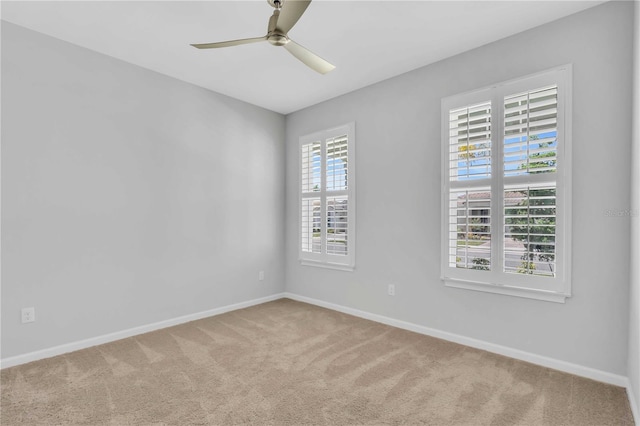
[284,40,335,74]
[191,36,267,49]
[275,0,311,34]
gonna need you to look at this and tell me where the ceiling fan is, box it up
[191,0,335,75]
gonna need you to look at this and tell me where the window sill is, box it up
[443,278,569,303]
[300,259,354,272]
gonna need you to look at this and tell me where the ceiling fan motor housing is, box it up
[267,34,289,46]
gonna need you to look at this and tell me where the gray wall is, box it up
[629,0,640,415]
[285,1,633,375]
[1,22,286,359]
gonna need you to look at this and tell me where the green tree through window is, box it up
[506,136,557,275]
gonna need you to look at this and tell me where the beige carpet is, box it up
[1,298,634,425]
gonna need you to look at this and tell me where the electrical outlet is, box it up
[387,284,395,296]
[21,307,35,323]
[259,271,265,281]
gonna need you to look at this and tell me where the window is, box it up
[441,66,572,303]
[300,123,355,270]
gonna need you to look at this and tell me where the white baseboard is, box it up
[283,292,629,388]
[628,382,639,426]
[0,293,286,369]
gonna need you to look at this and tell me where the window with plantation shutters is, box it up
[441,67,572,303]
[300,123,355,270]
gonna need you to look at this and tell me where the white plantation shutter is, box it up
[301,141,322,254]
[503,85,558,277]
[447,189,491,270]
[503,84,559,279]
[447,101,493,273]
[326,134,349,257]
[301,142,321,193]
[326,136,348,191]
[300,123,355,270]
[504,86,558,176]
[301,198,321,254]
[441,66,571,303]
[326,196,348,256]
[503,186,556,277]
[448,102,492,181]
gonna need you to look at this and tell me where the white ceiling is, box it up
[1,0,605,114]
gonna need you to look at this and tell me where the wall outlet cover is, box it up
[21,307,35,323]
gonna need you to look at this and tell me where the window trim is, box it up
[440,66,572,303]
[299,122,356,271]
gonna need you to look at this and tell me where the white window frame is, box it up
[299,122,356,271]
[441,66,572,303]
